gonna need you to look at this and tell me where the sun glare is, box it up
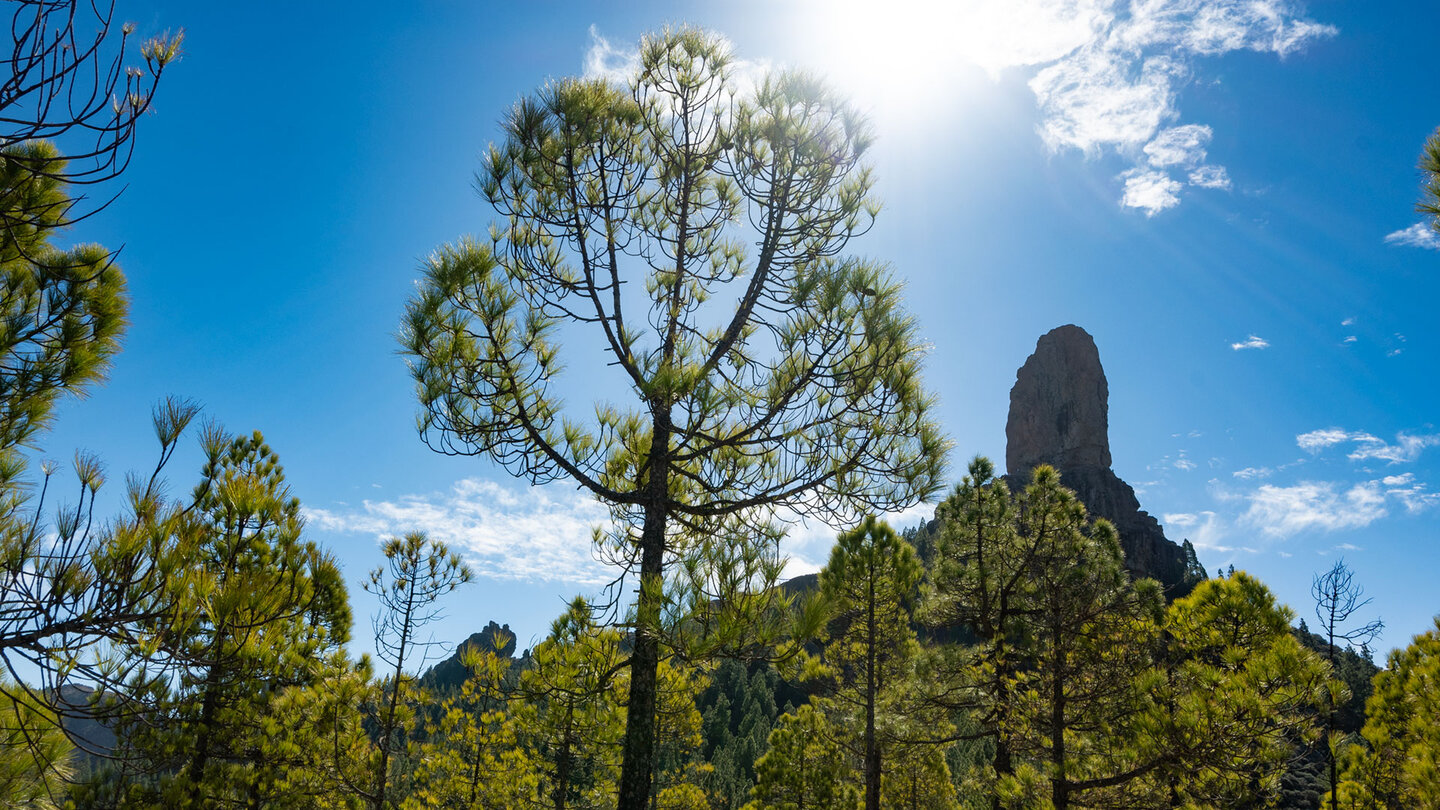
[789,0,1103,125]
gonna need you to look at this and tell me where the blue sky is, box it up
[38,0,1440,662]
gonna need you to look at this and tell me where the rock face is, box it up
[1005,325,1188,593]
[1006,324,1112,473]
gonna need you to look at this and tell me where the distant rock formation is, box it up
[1005,325,1189,593]
[420,620,520,691]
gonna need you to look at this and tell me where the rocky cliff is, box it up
[1004,325,1189,593]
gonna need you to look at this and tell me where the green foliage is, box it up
[1138,572,1329,807]
[817,515,927,810]
[400,25,946,807]
[113,430,352,807]
[515,598,628,809]
[695,661,788,809]
[356,532,472,810]
[1339,617,1440,808]
[0,677,73,809]
[0,142,128,455]
[746,703,861,810]
[1420,126,1440,232]
[918,458,1164,807]
[408,643,541,809]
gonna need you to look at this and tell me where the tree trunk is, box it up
[864,571,881,810]
[1050,640,1069,810]
[617,421,671,810]
[186,660,224,803]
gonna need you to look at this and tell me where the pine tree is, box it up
[1338,617,1440,808]
[1419,126,1440,234]
[115,430,352,807]
[745,704,860,810]
[1141,571,1329,807]
[917,456,1026,805]
[408,642,541,809]
[401,27,946,807]
[817,516,926,810]
[516,598,628,809]
[1009,466,1164,810]
[354,533,472,810]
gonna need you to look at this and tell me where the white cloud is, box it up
[1348,433,1440,464]
[1121,169,1183,214]
[1384,222,1440,250]
[1296,428,1440,464]
[1382,473,1415,487]
[589,3,1332,214]
[1335,542,1362,551]
[1188,164,1232,189]
[1388,485,1440,514]
[1341,317,1356,326]
[1342,335,1357,344]
[1174,457,1197,471]
[1241,481,1387,538]
[1297,428,1371,453]
[1184,510,1227,550]
[584,25,640,83]
[950,0,1114,78]
[1144,123,1212,167]
[1232,466,1272,480]
[307,479,613,585]
[1230,335,1269,350]
[1020,0,1333,212]
[1164,512,1198,526]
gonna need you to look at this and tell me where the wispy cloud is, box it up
[1230,335,1269,350]
[1384,222,1440,250]
[584,25,639,83]
[1241,481,1387,538]
[1296,428,1364,453]
[1232,466,1272,480]
[1188,164,1232,189]
[1021,0,1334,213]
[1296,428,1440,464]
[307,479,613,585]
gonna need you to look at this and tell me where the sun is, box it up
[784,0,1101,123]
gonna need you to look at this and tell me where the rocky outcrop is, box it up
[1005,325,1189,594]
[421,620,520,691]
[1006,324,1111,474]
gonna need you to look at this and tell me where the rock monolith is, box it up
[1005,325,1189,593]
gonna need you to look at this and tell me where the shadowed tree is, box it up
[917,456,1027,807]
[354,533,472,810]
[401,26,945,808]
[818,516,923,810]
[1311,559,1382,810]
